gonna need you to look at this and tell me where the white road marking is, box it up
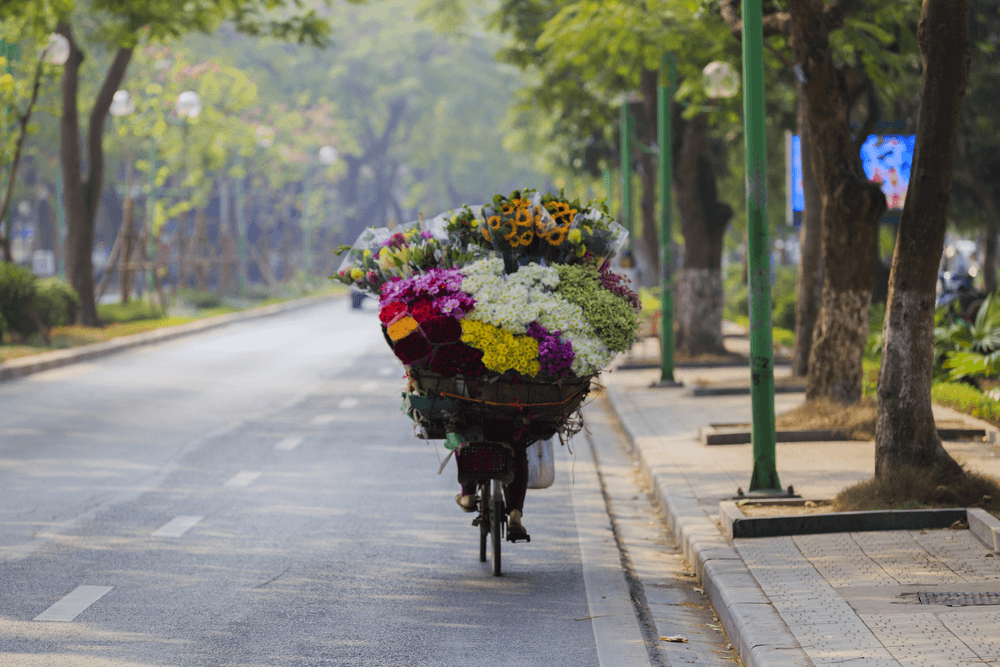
[571,443,653,666]
[338,397,360,410]
[311,414,338,426]
[223,471,262,488]
[274,435,304,451]
[152,515,204,538]
[360,381,378,392]
[378,367,394,377]
[34,585,113,622]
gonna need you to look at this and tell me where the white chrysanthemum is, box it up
[458,258,614,374]
[564,330,613,375]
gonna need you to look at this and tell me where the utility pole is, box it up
[741,0,780,492]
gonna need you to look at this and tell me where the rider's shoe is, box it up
[507,509,530,542]
[455,493,477,513]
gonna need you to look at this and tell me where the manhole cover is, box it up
[917,592,1000,607]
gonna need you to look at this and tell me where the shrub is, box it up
[0,262,39,341]
[34,278,80,328]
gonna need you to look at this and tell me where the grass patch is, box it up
[931,381,1000,428]
[775,397,878,440]
[98,300,167,323]
[831,464,1000,518]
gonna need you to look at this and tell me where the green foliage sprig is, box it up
[555,264,638,353]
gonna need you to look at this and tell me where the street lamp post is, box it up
[304,144,338,278]
[657,54,680,387]
[109,90,136,303]
[740,0,781,493]
[42,34,70,277]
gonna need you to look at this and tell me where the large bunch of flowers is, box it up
[334,189,640,382]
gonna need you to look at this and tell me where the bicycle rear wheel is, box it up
[478,483,489,563]
[490,479,504,576]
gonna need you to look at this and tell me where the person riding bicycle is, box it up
[450,434,531,541]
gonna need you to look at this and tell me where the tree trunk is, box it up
[792,87,823,377]
[789,4,887,404]
[673,111,733,356]
[875,0,970,478]
[58,22,133,325]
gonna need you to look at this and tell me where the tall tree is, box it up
[0,2,68,262]
[720,0,920,404]
[57,0,332,324]
[494,0,741,355]
[875,0,970,477]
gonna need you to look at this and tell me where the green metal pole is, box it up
[620,104,633,251]
[56,169,65,278]
[603,168,612,204]
[742,0,780,492]
[658,55,678,386]
[235,158,247,294]
[303,170,312,277]
[146,140,157,294]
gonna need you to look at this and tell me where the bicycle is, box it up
[455,441,529,576]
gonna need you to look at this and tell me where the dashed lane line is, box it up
[152,515,204,538]
[274,435,305,451]
[223,471,262,488]
[34,585,114,622]
[337,397,360,410]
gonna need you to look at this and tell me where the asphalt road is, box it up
[0,299,737,666]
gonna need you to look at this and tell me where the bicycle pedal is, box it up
[472,516,483,527]
[506,533,530,543]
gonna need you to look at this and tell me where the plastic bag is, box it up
[526,438,555,489]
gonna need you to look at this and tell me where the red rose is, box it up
[419,316,462,345]
[393,331,432,365]
[409,300,438,323]
[429,342,486,376]
[379,301,407,324]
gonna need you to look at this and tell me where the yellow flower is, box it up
[568,228,582,244]
[350,268,364,281]
[387,316,420,341]
[545,225,568,246]
[460,320,540,376]
[363,249,372,259]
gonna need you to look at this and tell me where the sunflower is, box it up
[545,224,569,246]
[487,215,502,230]
[514,206,534,227]
[518,229,534,246]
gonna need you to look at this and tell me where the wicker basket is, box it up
[405,368,594,445]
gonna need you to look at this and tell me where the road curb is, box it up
[601,385,813,667]
[0,294,340,384]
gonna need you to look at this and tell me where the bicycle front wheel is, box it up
[490,479,504,576]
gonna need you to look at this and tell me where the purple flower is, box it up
[527,322,575,377]
[420,230,434,240]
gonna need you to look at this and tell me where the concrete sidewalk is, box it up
[602,351,1000,667]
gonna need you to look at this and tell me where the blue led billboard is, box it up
[787,133,915,225]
